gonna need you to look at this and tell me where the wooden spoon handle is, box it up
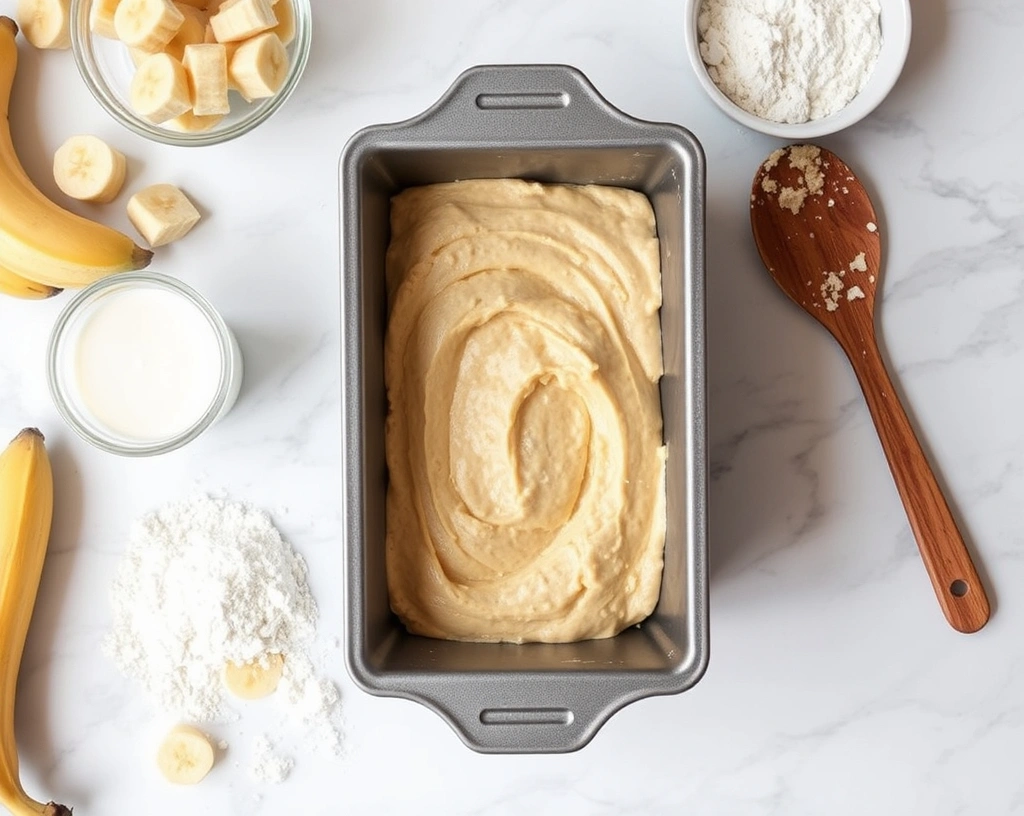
[849,342,990,633]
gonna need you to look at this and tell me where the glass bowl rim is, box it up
[47,271,240,457]
[68,0,312,147]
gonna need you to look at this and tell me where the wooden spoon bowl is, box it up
[750,144,990,634]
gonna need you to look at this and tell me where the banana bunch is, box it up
[0,429,72,816]
[0,16,153,300]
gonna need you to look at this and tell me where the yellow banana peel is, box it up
[0,429,71,816]
[0,16,152,290]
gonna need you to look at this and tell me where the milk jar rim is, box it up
[47,271,243,457]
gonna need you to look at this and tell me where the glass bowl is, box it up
[47,272,244,456]
[70,0,311,146]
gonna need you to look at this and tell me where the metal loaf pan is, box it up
[340,64,708,754]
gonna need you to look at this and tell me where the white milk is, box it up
[71,286,224,441]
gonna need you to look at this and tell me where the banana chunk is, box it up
[183,43,229,116]
[224,653,285,700]
[127,183,201,247]
[269,0,294,46]
[88,0,121,39]
[156,725,215,785]
[130,52,191,123]
[166,109,224,133]
[52,135,127,203]
[209,0,276,43]
[229,31,287,100]
[114,0,184,51]
[17,0,70,49]
[161,2,205,61]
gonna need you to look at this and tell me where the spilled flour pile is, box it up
[104,494,342,779]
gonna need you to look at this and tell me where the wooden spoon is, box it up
[749,144,990,634]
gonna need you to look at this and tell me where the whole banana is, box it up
[0,429,71,816]
[0,263,60,300]
[0,16,152,290]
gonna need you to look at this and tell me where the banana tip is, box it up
[17,427,45,442]
[0,16,18,37]
[44,803,73,816]
[133,245,155,269]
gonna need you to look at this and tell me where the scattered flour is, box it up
[867,221,878,232]
[104,495,343,765]
[847,285,866,301]
[697,0,882,123]
[250,735,294,784]
[821,271,845,312]
[765,146,825,214]
[778,186,807,215]
[849,252,868,272]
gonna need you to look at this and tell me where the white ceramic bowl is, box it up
[683,0,911,138]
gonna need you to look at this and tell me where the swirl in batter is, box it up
[384,179,666,643]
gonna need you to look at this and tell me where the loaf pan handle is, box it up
[403,684,643,754]
[390,64,649,142]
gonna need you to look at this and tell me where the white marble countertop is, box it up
[1,0,1022,813]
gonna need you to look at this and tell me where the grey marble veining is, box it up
[0,0,1022,813]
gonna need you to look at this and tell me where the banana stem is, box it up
[44,804,73,816]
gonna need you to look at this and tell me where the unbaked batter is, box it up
[384,179,666,643]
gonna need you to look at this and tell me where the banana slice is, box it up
[208,0,275,43]
[160,2,205,61]
[17,0,70,49]
[156,725,215,785]
[130,52,191,123]
[128,45,150,66]
[166,109,224,133]
[114,0,184,51]
[127,183,201,247]
[89,0,121,38]
[183,43,229,116]
[223,653,285,700]
[269,0,293,46]
[229,31,287,99]
[52,135,127,203]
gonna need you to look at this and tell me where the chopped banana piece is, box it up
[209,0,275,43]
[156,725,215,785]
[161,2,205,61]
[268,0,294,46]
[130,52,191,123]
[52,135,126,203]
[128,45,150,67]
[183,43,230,116]
[229,31,287,99]
[127,183,201,247]
[89,0,122,39]
[114,0,184,51]
[223,653,285,700]
[166,109,225,133]
[17,0,70,49]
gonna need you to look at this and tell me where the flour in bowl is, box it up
[698,0,882,123]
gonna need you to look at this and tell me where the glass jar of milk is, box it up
[47,272,243,456]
